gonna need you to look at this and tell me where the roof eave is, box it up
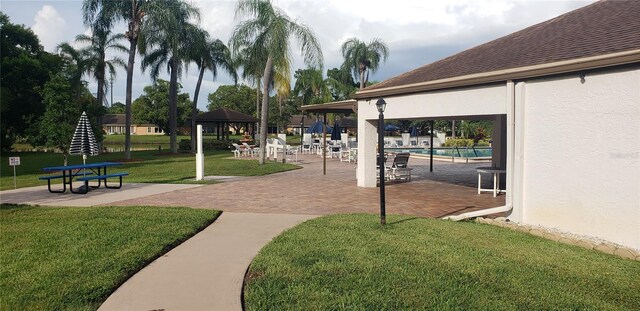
[354,49,640,100]
[300,99,358,114]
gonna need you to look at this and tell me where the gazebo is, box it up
[194,108,258,140]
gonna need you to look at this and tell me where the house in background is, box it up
[102,114,164,135]
[355,1,639,249]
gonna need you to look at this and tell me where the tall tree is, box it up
[138,0,200,153]
[207,84,256,115]
[132,79,191,134]
[340,38,389,89]
[73,29,127,108]
[326,67,358,100]
[56,43,89,99]
[230,0,323,164]
[293,68,332,105]
[82,0,171,159]
[32,73,82,165]
[1,13,62,151]
[234,43,267,124]
[189,28,237,152]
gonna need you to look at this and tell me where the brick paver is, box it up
[110,153,505,218]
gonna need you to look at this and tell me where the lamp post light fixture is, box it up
[376,98,387,225]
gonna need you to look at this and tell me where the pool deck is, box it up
[104,153,506,218]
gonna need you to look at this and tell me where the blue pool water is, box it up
[387,147,492,158]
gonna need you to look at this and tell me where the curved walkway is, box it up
[98,212,316,311]
[3,153,505,310]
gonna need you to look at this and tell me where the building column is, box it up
[357,118,378,187]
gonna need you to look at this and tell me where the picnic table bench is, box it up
[39,162,127,194]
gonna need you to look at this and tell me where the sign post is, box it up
[9,157,20,189]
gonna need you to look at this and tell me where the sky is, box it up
[1,0,594,111]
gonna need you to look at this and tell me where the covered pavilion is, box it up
[193,108,258,140]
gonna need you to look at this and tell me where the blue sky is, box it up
[1,0,593,110]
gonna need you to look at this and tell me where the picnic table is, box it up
[40,162,128,194]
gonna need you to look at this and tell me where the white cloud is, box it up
[3,0,595,110]
[31,5,67,52]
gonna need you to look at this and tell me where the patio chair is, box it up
[329,141,342,158]
[302,133,312,154]
[242,143,258,157]
[231,143,248,157]
[339,142,351,162]
[387,152,412,181]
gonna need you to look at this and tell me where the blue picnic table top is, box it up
[42,162,122,172]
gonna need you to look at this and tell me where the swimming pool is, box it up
[387,147,492,158]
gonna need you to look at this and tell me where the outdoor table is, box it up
[476,166,506,197]
[41,162,123,193]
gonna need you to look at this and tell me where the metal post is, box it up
[378,111,386,225]
[430,120,434,172]
[323,113,327,175]
[300,114,304,148]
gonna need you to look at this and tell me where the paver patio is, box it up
[109,153,505,218]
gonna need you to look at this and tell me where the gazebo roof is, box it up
[196,108,258,123]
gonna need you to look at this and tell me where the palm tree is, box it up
[74,28,127,109]
[190,29,237,152]
[56,43,88,99]
[82,0,170,159]
[293,68,332,105]
[340,38,389,89]
[234,43,267,125]
[230,0,323,165]
[138,0,200,153]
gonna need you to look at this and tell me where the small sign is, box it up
[9,157,20,166]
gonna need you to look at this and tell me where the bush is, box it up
[443,138,474,147]
[178,139,232,151]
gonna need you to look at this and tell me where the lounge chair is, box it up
[231,143,248,157]
[387,152,412,181]
[242,143,258,157]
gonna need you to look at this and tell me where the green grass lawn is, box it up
[0,204,220,310]
[0,150,299,190]
[244,214,640,310]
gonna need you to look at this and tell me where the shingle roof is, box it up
[364,0,640,92]
[288,115,316,127]
[102,114,125,124]
[196,108,259,123]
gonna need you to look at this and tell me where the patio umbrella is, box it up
[307,121,327,134]
[69,111,99,176]
[410,126,418,144]
[330,122,341,141]
[384,124,400,131]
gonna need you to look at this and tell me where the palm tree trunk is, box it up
[259,56,273,165]
[96,69,105,152]
[359,68,366,89]
[191,67,205,153]
[451,120,456,139]
[256,79,260,119]
[124,38,137,160]
[255,79,261,140]
[169,59,178,153]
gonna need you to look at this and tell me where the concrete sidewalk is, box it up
[98,212,317,311]
[0,183,203,206]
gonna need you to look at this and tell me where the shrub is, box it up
[179,139,232,151]
[443,138,474,147]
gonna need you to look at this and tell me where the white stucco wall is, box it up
[519,67,640,249]
[358,84,508,121]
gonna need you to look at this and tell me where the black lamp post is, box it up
[376,98,387,225]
